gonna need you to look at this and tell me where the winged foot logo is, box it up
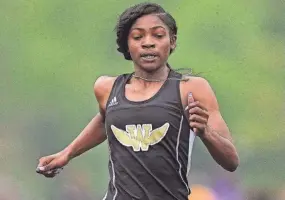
[111,123,170,152]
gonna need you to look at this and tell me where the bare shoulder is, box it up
[94,76,118,110]
[181,76,213,95]
[94,76,117,96]
[180,76,218,110]
[181,75,209,87]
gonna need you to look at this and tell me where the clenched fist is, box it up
[186,92,209,136]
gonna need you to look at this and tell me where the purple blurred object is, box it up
[212,179,243,200]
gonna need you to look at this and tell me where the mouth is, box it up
[140,52,158,62]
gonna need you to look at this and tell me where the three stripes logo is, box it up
[108,96,118,107]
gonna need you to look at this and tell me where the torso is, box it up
[100,69,196,200]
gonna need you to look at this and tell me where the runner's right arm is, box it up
[36,76,116,177]
[63,76,116,160]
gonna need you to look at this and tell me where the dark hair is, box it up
[115,2,178,60]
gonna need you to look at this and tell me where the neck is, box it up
[133,64,170,82]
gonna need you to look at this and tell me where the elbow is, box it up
[225,154,240,172]
[226,163,239,172]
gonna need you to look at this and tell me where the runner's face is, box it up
[128,14,176,72]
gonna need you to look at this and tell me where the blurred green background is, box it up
[0,0,284,199]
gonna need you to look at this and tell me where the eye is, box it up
[154,34,164,39]
[133,35,142,40]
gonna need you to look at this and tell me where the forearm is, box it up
[63,113,107,160]
[200,126,239,172]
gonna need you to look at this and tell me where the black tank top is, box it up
[103,69,195,200]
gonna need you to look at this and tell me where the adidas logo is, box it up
[108,96,118,107]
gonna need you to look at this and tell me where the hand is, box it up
[187,92,209,137]
[36,151,70,178]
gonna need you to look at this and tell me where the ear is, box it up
[170,35,177,51]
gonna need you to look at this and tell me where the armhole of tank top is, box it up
[176,77,191,130]
[105,75,122,112]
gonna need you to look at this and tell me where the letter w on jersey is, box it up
[111,123,170,152]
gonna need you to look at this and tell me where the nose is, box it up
[141,36,155,49]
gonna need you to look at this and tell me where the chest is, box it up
[105,105,185,152]
[124,82,164,102]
